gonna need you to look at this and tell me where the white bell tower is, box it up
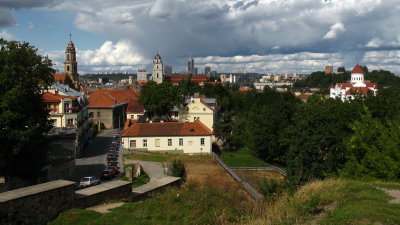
[153,53,163,84]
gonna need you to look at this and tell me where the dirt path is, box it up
[124,159,167,180]
[379,188,400,203]
[87,202,125,213]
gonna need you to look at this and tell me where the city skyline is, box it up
[1,0,400,74]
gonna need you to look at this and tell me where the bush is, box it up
[258,178,280,200]
[171,160,186,179]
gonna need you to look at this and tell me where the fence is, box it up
[230,166,287,177]
[211,153,263,200]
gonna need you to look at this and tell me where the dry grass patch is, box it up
[234,170,284,190]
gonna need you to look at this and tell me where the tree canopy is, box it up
[138,81,183,120]
[0,39,55,181]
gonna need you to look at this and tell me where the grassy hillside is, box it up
[50,178,400,225]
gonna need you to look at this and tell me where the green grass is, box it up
[119,164,150,188]
[124,152,181,162]
[219,148,270,167]
[50,178,400,225]
[50,182,249,225]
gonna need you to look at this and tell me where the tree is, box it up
[0,39,55,181]
[138,81,183,120]
[213,111,234,150]
[337,66,346,72]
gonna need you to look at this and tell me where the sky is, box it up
[1,0,400,74]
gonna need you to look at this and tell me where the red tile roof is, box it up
[127,100,144,113]
[122,120,212,137]
[165,75,208,84]
[42,92,76,103]
[337,83,354,89]
[123,119,138,131]
[88,88,140,108]
[351,63,365,74]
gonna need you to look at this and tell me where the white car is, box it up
[80,176,100,187]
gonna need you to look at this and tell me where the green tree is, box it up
[337,66,346,72]
[213,111,234,150]
[285,96,364,185]
[0,39,55,181]
[340,109,400,180]
[138,81,183,120]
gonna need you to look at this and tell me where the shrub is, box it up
[171,160,186,179]
[258,178,281,200]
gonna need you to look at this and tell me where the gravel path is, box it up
[379,188,400,204]
[124,159,168,180]
[87,202,125,213]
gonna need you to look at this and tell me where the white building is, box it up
[137,69,147,81]
[330,63,378,101]
[152,54,163,84]
[121,120,212,154]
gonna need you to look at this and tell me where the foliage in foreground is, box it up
[0,38,55,181]
[51,178,400,225]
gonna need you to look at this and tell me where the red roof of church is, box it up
[165,75,208,84]
[351,63,365,74]
[122,120,212,137]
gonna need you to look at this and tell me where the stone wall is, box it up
[74,180,132,208]
[0,180,75,225]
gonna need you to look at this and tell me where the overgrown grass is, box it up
[50,182,251,225]
[219,148,270,167]
[50,178,400,225]
[251,179,400,224]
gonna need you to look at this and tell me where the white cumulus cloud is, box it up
[323,22,345,40]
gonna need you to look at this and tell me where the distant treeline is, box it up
[294,67,400,94]
[82,73,134,81]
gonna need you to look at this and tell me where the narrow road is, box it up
[74,129,123,182]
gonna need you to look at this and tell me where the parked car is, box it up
[108,165,119,174]
[106,156,117,162]
[101,169,115,179]
[108,149,118,155]
[80,176,100,187]
[107,161,119,168]
[107,153,117,158]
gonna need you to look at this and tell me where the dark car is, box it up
[101,169,115,180]
[108,165,119,174]
[107,161,119,168]
[106,156,117,162]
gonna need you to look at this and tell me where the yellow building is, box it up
[42,92,80,128]
[172,97,218,131]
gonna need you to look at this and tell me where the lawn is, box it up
[219,148,270,167]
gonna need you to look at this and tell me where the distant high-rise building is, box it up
[193,68,198,75]
[188,57,194,74]
[153,53,163,84]
[137,69,147,81]
[205,66,211,75]
[326,66,333,74]
[164,65,172,75]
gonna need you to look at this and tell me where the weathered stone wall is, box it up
[74,180,132,208]
[0,180,75,225]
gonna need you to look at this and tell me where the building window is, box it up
[51,119,57,127]
[203,108,206,111]
[155,139,160,147]
[174,112,178,117]
[131,115,134,119]
[201,138,205,146]
[67,119,74,126]
[143,139,147,147]
[168,139,172,146]
[64,103,70,113]
[130,140,136,148]
[179,138,183,146]
[189,141,193,146]
[97,112,101,118]
[89,112,93,118]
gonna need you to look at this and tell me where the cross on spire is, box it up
[69,33,72,41]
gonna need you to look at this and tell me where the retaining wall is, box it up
[74,180,132,208]
[211,153,263,200]
[0,180,75,225]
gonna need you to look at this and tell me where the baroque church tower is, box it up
[64,35,79,87]
[152,53,163,84]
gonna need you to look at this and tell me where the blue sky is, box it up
[1,0,400,74]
